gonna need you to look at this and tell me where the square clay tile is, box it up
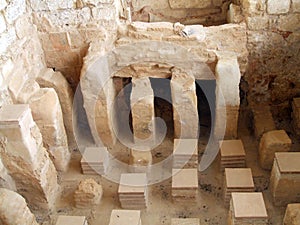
[220,140,246,157]
[174,139,198,156]
[81,147,108,164]
[172,169,198,189]
[275,152,300,173]
[55,215,87,225]
[225,168,254,189]
[109,210,141,225]
[231,192,268,219]
[118,173,147,194]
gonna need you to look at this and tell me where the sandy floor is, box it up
[37,109,300,225]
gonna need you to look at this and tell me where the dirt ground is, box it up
[38,109,299,225]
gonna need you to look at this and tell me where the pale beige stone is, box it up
[36,69,76,150]
[277,14,300,32]
[81,147,108,175]
[0,188,39,225]
[0,104,58,211]
[131,77,155,144]
[227,4,244,24]
[8,71,26,102]
[171,218,200,225]
[246,15,269,30]
[173,139,198,168]
[230,192,268,224]
[215,54,241,139]
[270,153,300,206]
[55,215,87,225]
[241,0,266,15]
[267,0,290,14]
[118,173,148,209]
[172,169,198,202]
[109,210,141,225]
[0,159,16,191]
[130,149,152,167]
[28,88,70,171]
[74,179,103,209]
[259,130,291,170]
[17,79,40,104]
[252,104,276,139]
[171,68,198,139]
[283,204,300,225]
[172,169,198,189]
[292,0,300,12]
[169,0,211,9]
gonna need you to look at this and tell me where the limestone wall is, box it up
[0,0,46,107]
[234,0,300,115]
[128,0,232,26]
[31,0,123,89]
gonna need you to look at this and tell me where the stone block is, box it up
[109,210,141,225]
[270,153,300,206]
[131,77,155,145]
[229,192,268,224]
[4,0,26,24]
[252,104,276,139]
[267,0,290,14]
[17,79,40,104]
[283,204,300,225]
[246,15,269,30]
[0,28,16,55]
[29,88,70,171]
[55,216,87,225]
[171,68,198,139]
[130,149,152,172]
[36,70,75,150]
[215,54,241,139]
[292,0,300,12]
[277,14,300,32]
[0,188,39,225]
[49,32,70,51]
[227,4,244,24]
[241,0,266,15]
[259,130,291,170]
[74,179,103,209]
[169,0,211,9]
[0,104,58,211]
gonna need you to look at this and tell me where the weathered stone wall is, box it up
[0,0,46,107]
[128,0,232,26]
[233,0,300,116]
[31,0,123,89]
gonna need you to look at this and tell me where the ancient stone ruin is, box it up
[0,0,299,224]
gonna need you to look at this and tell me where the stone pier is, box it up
[28,88,70,172]
[215,54,241,139]
[131,77,156,146]
[36,69,76,150]
[171,68,198,139]
[0,104,58,211]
